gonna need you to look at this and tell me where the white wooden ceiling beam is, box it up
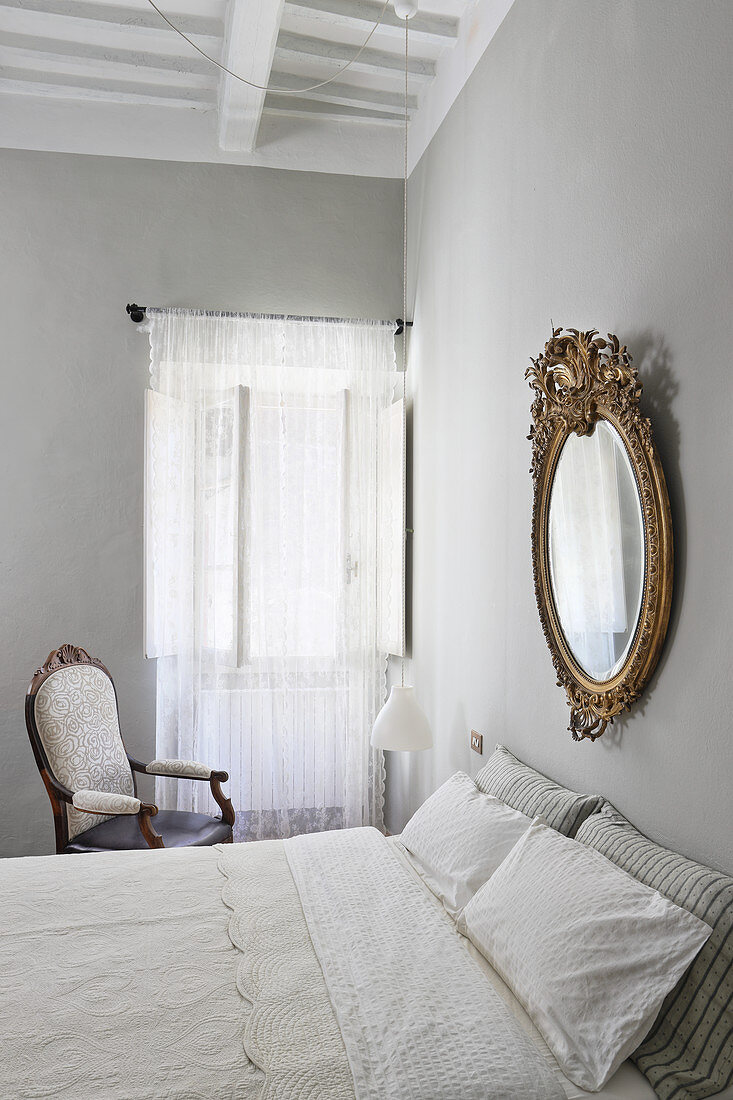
[263,97,403,124]
[1,29,213,75]
[0,0,221,36]
[284,0,459,44]
[3,41,214,88]
[0,68,214,105]
[274,31,434,80]
[0,4,222,57]
[72,0,224,15]
[217,0,284,153]
[266,71,416,114]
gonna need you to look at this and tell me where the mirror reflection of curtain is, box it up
[549,424,627,680]
[145,311,398,840]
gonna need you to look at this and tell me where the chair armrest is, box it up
[72,789,142,815]
[145,758,213,779]
[142,759,235,831]
[71,788,163,849]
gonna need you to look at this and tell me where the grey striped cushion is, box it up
[473,745,602,838]
[576,803,733,1100]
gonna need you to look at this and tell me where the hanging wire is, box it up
[401,14,408,688]
[144,0,391,95]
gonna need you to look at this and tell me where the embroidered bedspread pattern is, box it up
[285,826,566,1100]
[218,839,356,1100]
[0,845,261,1099]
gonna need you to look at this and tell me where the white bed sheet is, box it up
[285,827,564,1099]
[387,836,658,1100]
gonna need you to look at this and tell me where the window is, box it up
[144,311,400,839]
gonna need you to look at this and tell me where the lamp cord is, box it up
[401,15,408,689]
[144,0,390,95]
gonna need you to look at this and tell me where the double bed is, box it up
[2,833,651,1099]
[2,747,731,1100]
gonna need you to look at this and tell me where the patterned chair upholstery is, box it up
[34,662,136,840]
[26,644,235,854]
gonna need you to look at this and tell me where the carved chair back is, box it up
[26,645,136,850]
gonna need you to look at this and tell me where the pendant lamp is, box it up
[372,686,432,751]
[371,3,432,754]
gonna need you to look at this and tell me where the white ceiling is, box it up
[0,0,513,175]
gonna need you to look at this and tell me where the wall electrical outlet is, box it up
[470,730,483,755]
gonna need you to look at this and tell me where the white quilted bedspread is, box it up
[0,845,260,1099]
[1,830,565,1099]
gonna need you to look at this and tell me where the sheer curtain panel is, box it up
[145,310,399,839]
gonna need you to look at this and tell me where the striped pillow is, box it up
[575,803,733,1100]
[473,744,602,838]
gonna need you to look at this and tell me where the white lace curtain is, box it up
[144,310,399,839]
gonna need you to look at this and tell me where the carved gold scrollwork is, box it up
[526,329,673,741]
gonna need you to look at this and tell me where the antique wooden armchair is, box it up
[25,644,235,854]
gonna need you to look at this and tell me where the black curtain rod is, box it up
[126,304,413,337]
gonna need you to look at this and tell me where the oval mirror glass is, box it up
[548,420,645,681]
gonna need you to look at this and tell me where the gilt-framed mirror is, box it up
[526,328,673,741]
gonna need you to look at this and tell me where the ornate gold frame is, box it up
[526,328,673,741]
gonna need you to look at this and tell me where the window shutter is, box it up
[198,384,250,668]
[144,389,195,658]
[377,398,405,656]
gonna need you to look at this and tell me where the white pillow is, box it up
[399,771,532,916]
[458,821,712,1092]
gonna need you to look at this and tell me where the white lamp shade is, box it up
[371,686,433,750]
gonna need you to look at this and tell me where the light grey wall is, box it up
[388,0,733,873]
[0,149,401,857]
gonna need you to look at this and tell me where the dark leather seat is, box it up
[64,810,233,853]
